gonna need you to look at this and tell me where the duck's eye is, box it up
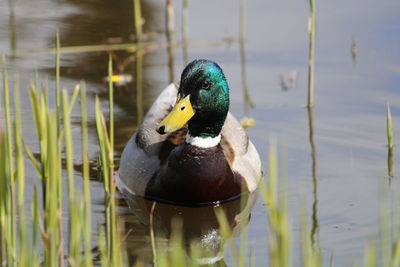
[202,81,211,90]
[180,106,185,111]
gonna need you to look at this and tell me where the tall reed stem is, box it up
[133,0,143,42]
[80,81,93,267]
[182,0,189,65]
[166,0,175,83]
[133,0,144,124]
[307,0,316,108]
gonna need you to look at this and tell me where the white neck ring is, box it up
[185,134,221,148]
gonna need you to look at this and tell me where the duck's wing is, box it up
[136,83,179,155]
[221,113,262,192]
[118,83,180,196]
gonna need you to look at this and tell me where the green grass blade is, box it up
[62,89,80,263]
[68,83,81,114]
[259,139,292,267]
[98,227,109,266]
[149,201,158,265]
[215,207,237,262]
[170,217,186,266]
[392,239,400,267]
[22,140,42,179]
[2,56,13,182]
[95,96,110,190]
[32,186,40,265]
[2,54,16,265]
[108,56,114,155]
[133,0,143,42]
[56,32,61,134]
[387,103,393,149]
[0,124,7,265]
[14,74,28,266]
[80,81,93,267]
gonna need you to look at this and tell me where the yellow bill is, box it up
[156,94,195,134]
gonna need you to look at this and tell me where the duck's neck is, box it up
[187,112,227,140]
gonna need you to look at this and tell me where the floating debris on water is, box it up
[351,38,358,66]
[280,71,297,90]
[240,116,256,129]
[104,74,133,86]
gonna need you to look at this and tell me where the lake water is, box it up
[1,0,400,265]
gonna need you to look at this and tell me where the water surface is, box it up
[1,0,400,265]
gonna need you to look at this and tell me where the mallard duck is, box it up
[118,59,262,206]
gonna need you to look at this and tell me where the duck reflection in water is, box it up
[118,191,258,265]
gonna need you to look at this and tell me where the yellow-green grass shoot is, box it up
[80,81,93,267]
[0,45,118,267]
[387,103,393,149]
[2,55,16,266]
[95,89,123,266]
[98,227,108,266]
[62,88,80,264]
[31,186,40,266]
[259,139,291,267]
[108,57,114,155]
[300,207,321,267]
[169,217,186,267]
[44,111,63,266]
[149,201,158,265]
[0,124,13,266]
[361,187,400,267]
[27,82,65,255]
[155,218,188,267]
[214,207,239,264]
[364,244,377,267]
[56,32,61,134]
[14,75,29,267]
[133,0,143,42]
[25,61,84,265]
[25,75,95,266]
[135,41,144,125]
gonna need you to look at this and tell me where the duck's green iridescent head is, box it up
[157,59,230,138]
